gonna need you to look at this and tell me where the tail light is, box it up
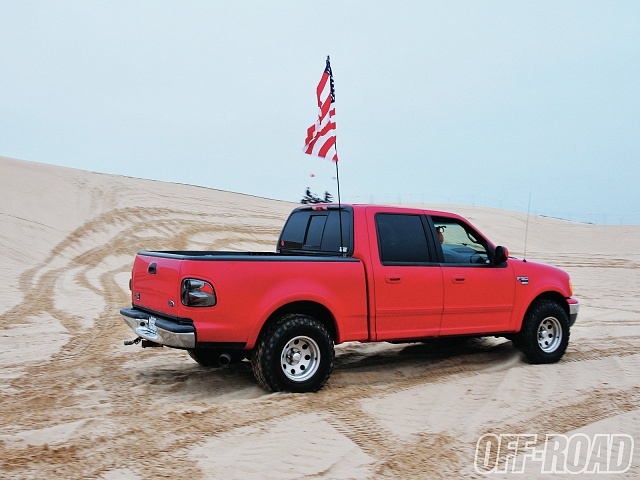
[181,278,217,307]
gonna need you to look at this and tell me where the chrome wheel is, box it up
[280,335,320,382]
[537,316,562,353]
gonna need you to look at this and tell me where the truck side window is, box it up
[432,217,490,264]
[376,213,430,264]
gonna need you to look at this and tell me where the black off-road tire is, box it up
[516,299,570,364]
[251,314,334,393]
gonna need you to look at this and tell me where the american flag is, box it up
[303,56,338,162]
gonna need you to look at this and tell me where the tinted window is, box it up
[280,211,308,250]
[320,210,349,252]
[305,215,327,249]
[279,209,352,254]
[376,214,430,264]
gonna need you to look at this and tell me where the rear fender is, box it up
[247,293,339,350]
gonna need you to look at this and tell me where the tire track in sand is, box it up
[0,200,288,478]
[2,180,639,478]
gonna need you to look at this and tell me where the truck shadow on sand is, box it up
[336,337,516,366]
[330,338,521,388]
[132,338,521,399]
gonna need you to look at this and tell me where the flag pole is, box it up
[304,54,345,255]
[331,55,344,256]
[328,55,344,256]
[334,156,344,256]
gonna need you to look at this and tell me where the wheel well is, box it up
[261,301,337,341]
[528,291,569,317]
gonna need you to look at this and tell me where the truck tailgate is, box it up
[132,254,183,314]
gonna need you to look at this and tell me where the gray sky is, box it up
[1,1,639,224]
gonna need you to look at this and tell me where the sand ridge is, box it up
[1,156,639,478]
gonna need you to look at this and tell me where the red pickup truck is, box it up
[121,204,579,392]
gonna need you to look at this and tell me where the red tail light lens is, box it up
[181,278,217,307]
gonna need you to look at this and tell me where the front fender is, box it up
[510,258,574,331]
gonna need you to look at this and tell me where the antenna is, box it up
[523,191,531,262]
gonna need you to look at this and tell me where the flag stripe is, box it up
[318,135,336,158]
[316,73,329,107]
[304,119,336,156]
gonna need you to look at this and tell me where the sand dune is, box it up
[1,156,638,478]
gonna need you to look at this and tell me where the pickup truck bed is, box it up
[126,249,369,348]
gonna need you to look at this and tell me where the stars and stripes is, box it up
[303,56,338,162]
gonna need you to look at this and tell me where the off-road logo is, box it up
[474,433,634,474]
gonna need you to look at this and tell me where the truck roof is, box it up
[296,203,468,221]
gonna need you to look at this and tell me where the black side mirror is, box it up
[493,246,509,265]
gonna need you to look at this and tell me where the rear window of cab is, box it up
[278,208,352,255]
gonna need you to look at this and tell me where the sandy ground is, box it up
[1,155,639,479]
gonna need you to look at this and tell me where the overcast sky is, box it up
[1,1,639,224]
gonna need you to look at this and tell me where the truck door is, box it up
[430,216,515,334]
[369,212,443,341]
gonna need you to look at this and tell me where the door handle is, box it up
[385,274,402,284]
[452,274,465,283]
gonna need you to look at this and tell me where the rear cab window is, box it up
[278,207,353,255]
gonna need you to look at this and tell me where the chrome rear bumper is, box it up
[121,308,196,349]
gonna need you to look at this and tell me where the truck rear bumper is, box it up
[121,307,196,349]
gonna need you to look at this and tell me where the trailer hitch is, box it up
[124,337,142,346]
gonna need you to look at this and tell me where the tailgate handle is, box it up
[148,263,157,275]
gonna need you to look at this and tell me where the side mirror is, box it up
[493,246,509,265]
